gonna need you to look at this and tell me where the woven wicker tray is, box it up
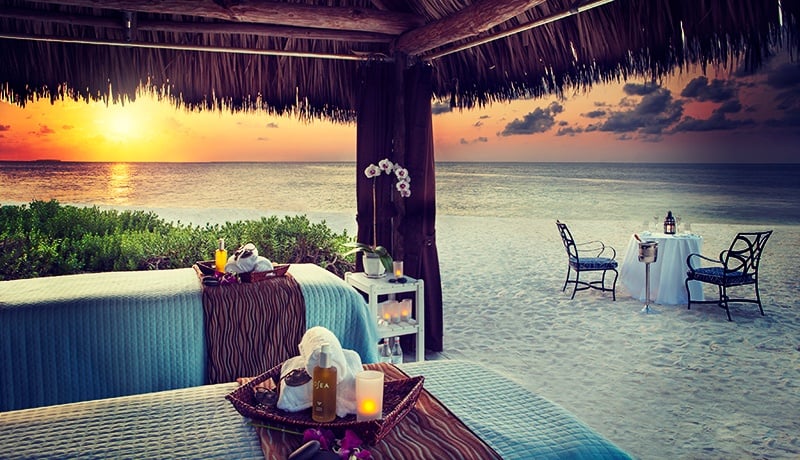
[226,363,424,445]
[194,260,289,282]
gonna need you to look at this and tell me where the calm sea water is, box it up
[1,162,798,225]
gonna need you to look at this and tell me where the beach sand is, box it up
[117,207,800,459]
[435,217,800,460]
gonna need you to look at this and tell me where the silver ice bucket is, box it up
[638,241,658,263]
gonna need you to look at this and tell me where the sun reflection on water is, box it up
[108,163,132,204]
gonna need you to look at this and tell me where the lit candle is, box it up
[393,261,404,280]
[379,300,393,322]
[356,370,384,421]
[389,300,400,324]
[400,298,412,322]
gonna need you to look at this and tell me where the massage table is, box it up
[0,264,379,411]
[0,360,632,459]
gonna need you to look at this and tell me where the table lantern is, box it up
[663,211,676,235]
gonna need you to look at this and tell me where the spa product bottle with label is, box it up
[312,343,337,422]
[214,238,227,272]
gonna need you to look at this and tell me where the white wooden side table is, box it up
[344,272,425,362]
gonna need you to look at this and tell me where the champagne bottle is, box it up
[312,343,337,422]
[379,339,393,363]
[390,337,403,365]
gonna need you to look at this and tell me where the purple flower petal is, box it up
[340,430,363,451]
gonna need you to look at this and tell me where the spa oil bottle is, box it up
[214,238,227,272]
[312,343,337,422]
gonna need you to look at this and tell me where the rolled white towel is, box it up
[335,350,364,416]
[298,326,364,417]
[253,256,274,272]
[300,327,348,378]
[276,356,312,412]
[276,350,363,417]
[225,243,259,273]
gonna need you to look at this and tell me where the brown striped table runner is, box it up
[256,362,501,460]
[201,274,306,384]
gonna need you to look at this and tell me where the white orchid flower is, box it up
[378,158,394,174]
[394,167,409,181]
[395,180,410,193]
[364,163,380,178]
[399,189,411,198]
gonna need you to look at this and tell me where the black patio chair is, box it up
[685,230,772,321]
[556,220,618,300]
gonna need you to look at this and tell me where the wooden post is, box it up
[356,59,442,352]
[391,52,407,261]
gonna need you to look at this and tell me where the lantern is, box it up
[663,211,676,235]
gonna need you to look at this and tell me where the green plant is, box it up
[0,200,355,280]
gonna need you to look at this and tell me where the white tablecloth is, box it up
[619,232,704,305]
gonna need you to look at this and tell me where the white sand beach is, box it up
[434,217,799,460]
[83,207,800,459]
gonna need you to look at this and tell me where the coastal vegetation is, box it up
[0,200,355,281]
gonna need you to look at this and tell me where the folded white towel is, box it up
[276,326,363,417]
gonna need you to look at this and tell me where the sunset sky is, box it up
[1,49,798,163]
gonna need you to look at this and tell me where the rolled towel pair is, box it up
[225,243,274,273]
[277,326,364,417]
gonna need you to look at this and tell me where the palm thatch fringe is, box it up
[0,0,797,122]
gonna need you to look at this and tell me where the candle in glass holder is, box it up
[393,261,404,279]
[400,298,412,322]
[356,370,384,421]
[379,300,393,322]
[392,300,402,323]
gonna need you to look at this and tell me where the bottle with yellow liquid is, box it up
[312,343,337,422]
[214,238,227,273]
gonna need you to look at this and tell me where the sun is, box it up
[99,106,141,143]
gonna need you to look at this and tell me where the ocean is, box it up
[1,161,799,226]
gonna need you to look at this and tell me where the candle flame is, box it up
[360,399,377,413]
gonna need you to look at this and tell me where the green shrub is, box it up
[0,200,356,280]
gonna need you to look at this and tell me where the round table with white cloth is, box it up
[619,232,704,305]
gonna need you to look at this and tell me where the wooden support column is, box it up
[391,52,407,261]
[356,60,395,261]
[356,59,443,353]
[400,62,443,352]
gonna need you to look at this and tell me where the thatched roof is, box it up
[1,0,798,122]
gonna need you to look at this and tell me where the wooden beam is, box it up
[0,32,390,61]
[395,0,547,56]
[139,19,393,43]
[425,0,616,60]
[28,0,425,35]
[0,7,394,43]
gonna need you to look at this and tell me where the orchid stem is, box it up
[372,180,377,248]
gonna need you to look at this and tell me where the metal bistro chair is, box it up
[556,220,618,300]
[685,230,772,321]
